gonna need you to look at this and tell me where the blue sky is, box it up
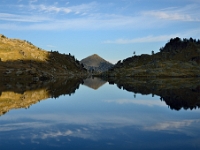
[0,0,200,63]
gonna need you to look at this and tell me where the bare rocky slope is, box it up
[101,37,200,77]
[0,34,87,81]
[80,54,113,73]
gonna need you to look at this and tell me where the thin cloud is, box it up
[40,130,73,139]
[29,2,98,15]
[144,11,198,22]
[33,129,97,141]
[142,4,200,22]
[0,122,50,132]
[33,4,71,13]
[103,27,200,44]
[105,99,166,107]
[0,13,50,22]
[0,2,199,31]
[0,14,140,30]
[143,119,200,137]
[0,2,152,30]
[143,119,200,131]
[103,35,179,44]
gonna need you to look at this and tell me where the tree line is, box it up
[159,37,200,53]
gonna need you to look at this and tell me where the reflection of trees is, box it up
[47,78,84,98]
[0,77,84,116]
[103,77,200,111]
[159,87,200,110]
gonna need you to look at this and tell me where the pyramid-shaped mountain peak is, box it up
[86,54,105,61]
[80,54,113,72]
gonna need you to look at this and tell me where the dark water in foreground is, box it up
[0,77,200,150]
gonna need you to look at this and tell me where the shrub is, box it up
[1,34,6,38]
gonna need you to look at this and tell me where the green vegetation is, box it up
[101,37,200,77]
[0,34,6,38]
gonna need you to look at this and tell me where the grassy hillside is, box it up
[101,37,200,77]
[80,54,113,72]
[0,34,87,81]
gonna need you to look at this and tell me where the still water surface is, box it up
[0,77,200,150]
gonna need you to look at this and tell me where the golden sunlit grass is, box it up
[0,34,87,80]
[0,35,48,61]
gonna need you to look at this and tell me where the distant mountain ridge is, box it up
[80,54,113,72]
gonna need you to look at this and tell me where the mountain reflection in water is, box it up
[83,77,106,90]
[105,77,200,111]
[0,77,200,116]
[0,77,200,150]
[0,77,84,116]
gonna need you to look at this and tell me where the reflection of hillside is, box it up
[83,77,107,90]
[0,90,49,116]
[104,77,200,111]
[0,77,84,116]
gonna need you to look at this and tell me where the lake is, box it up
[0,77,200,150]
